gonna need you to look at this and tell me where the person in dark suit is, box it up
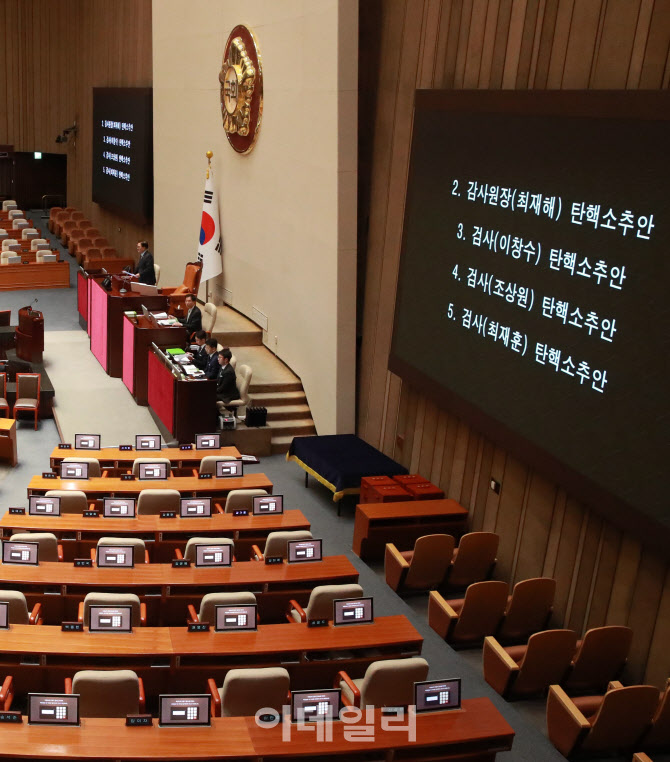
[134,241,156,285]
[188,330,208,370]
[203,339,220,379]
[179,294,202,338]
[216,347,239,405]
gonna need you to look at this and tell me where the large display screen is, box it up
[92,88,153,223]
[390,90,669,542]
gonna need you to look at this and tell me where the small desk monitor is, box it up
[0,601,8,629]
[215,460,243,478]
[5,254,21,263]
[96,545,135,568]
[74,434,101,450]
[195,433,220,450]
[35,242,50,251]
[28,694,80,726]
[138,462,168,480]
[215,604,257,632]
[103,497,136,518]
[29,495,61,516]
[252,494,283,516]
[2,540,39,566]
[88,604,133,633]
[135,434,161,451]
[194,543,232,567]
[180,497,212,518]
[60,461,89,479]
[333,597,374,626]
[41,253,57,263]
[159,695,211,726]
[287,539,322,563]
[291,689,341,723]
[414,678,462,712]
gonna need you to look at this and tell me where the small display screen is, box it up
[74,434,101,450]
[252,495,283,515]
[0,601,8,629]
[135,435,161,451]
[414,679,462,712]
[96,545,135,568]
[180,498,212,518]
[215,460,242,478]
[88,604,133,633]
[29,495,61,516]
[138,462,168,480]
[333,597,374,626]
[28,694,80,726]
[215,604,257,632]
[60,461,89,480]
[195,434,221,450]
[103,497,136,517]
[194,543,232,567]
[158,695,211,726]
[291,689,341,723]
[287,539,322,563]
[2,540,39,565]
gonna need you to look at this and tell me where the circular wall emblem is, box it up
[219,25,263,154]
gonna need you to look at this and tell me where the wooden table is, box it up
[1,508,310,562]
[49,445,241,470]
[0,699,514,760]
[0,417,17,466]
[0,556,358,625]
[0,261,69,291]
[352,499,469,559]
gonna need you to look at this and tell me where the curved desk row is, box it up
[49,445,242,470]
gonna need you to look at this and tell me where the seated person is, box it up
[178,294,202,338]
[202,338,220,379]
[216,348,239,405]
[134,241,155,285]
[187,330,209,370]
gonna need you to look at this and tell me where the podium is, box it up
[16,306,44,363]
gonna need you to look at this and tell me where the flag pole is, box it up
[205,150,213,305]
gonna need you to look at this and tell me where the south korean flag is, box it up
[197,171,223,282]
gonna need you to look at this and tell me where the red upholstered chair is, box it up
[164,261,203,315]
[444,531,499,589]
[640,678,670,751]
[61,219,78,245]
[385,534,455,592]
[12,372,40,429]
[496,577,555,643]
[429,581,509,647]
[0,373,9,418]
[48,206,63,233]
[71,210,85,222]
[563,625,633,694]
[68,228,85,254]
[74,237,93,264]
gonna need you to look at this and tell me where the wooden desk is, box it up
[0,418,17,466]
[0,701,514,761]
[0,556,358,625]
[0,508,309,562]
[352,499,469,560]
[0,261,69,291]
[49,445,241,470]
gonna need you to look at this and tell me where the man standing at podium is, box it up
[134,241,155,285]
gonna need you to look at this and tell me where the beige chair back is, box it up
[62,457,102,478]
[72,670,140,717]
[132,457,171,477]
[303,584,364,622]
[97,537,146,564]
[0,230,7,240]
[0,590,30,624]
[2,200,17,211]
[199,591,257,623]
[404,534,455,590]
[83,592,142,627]
[184,537,234,563]
[13,219,28,229]
[45,489,89,514]
[513,629,577,696]
[199,455,230,475]
[21,228,38,240]
[2,240,20,251]
[202,302,217,333]
[137,488,180,515]
[448,532,499,588]
[359,658,429,708]
[264,530,313,559]
[154,263,160,284]
[30,238,48,250]
[224,489,268,513]
[452,580,509,644]
[564,625,633,692]
[1,252,20,263]
[10,532,59,562]
[220,667,290,717]
[8,210,24,219]
[582,685,660,752]
[497,577,555,641]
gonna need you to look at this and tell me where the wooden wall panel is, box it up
[358,0,670,685]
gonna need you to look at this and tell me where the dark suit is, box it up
[191,344,209,370]
[135,249,156,285]
[204,351,219,379]
[216,362,239,404]
[180,305,202,337]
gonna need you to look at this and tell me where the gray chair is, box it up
[208,667,290,717]
[189,591,257,624]
[0,590,43,624]
[10,532,62,562]
[287,583,364,623]
[67,670,143,717]
[252,530,313,561]
[95,537,149,564]
[337,657,429,708]
[79,592,145,627]
[136,488,180,515]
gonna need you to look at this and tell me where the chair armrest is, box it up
[428,591,458,640]
[287,600,306,623]
[607,680,624,691]
[64,677,73,694]
[207,678,221,717]
[336,671,361,708]
[251,544,264,561]
[88,501,97,511]
[0,676,14,710]
[174,548,184,560]
[78,601,84,623]
[144,549,150,564]
[29,602,43,625]
[138,677,146,712]
[482,636,519,697]
[90,548,96,562]
[192,468,199,478]
[384,543,409,592]
[140,603,147,626]
[214,502,224,515]
[546,684,590,758]
[57,544,64,562]
[101,470,109,478]
[633,754,654,762]
[187,604,199,623]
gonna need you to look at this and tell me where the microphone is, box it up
[101,268,109,275]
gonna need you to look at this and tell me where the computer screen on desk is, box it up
[180,497,212,517]
[28,694,80,726]
[414,678,461,712]
[291,689,341,722]
[5,255,20,263]
[287,539,322,563]
[89,604,133,632]
[138,462,168,480]
[103,497,136,517]
[333,597,374,626]
[135,434,161,451]
[96,545,135,568]
[0,601,8,629]
[253,495,283,515]
[2,540,39,565]
[195,433,220,450]
[215,604,257,632]
[194,543,232,567]
[75,434,101,450]
[60,461,89,479]
[159,695,211,726]
[29,495,61,516]
[215,460,243,477]
[41,253,57,262]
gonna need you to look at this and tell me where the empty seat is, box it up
[563,625,633,693]
[385,534,455,592]
[287,583,364,623]
[0,590,43,624]
[202,302,217,334]
[45,489,90,514]
[21,228,38,240]
[96,537,149,564]
[67,670,143,717]
[62,456,104,478]
[48,206,62,232]
[3,200,18,211]
[30,238,48,250]
[428,581,509,647]
[10,532,63,562]
[483,629,577,698]
[223,488,268,514]
[2,240,20,251]
[154,263,161,284]
[12,219,29,230]
[132,457,172,477]
[496,577,555,642]
[0,373,8,417]
[12,372,40,429]
[190,591,257,624]
[136,488,180,515]
[80,592,145,627]
[68,228,85,254]
[639,679,670,750]
[181,537,235,563]
[253,530,313,561]
[337,657,429,708]
[209,667,290,717]
[445,532,499,588]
